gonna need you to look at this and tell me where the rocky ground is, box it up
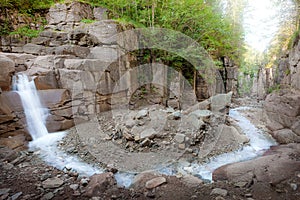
[1,98,299,200]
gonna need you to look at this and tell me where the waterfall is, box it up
[13,74,49,140]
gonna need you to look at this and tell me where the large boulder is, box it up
[264,91,300,143]
[213,143,300,185]
[0,55,15,91]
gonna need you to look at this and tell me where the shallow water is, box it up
[177,107,277,181]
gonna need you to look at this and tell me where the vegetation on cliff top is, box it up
[0,0,245,65]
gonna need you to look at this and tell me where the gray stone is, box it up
[70,184,79,190]
[0,55,15,90]
[135,109,148,119]
[80,177,90,186]
[42,177,64,189]
[84,173,116,197]
[46,4,67,25]
[145,177,167,189]
[273,129,300,144]
[87,21,118,45]
[66,2,93,23]
[189,109,212,122]
[11,192,22,200]
[0,188,10,195]
[125,119,136,128]
[41,192,54,200]
[181,174,203,187]
[291,120,300,136]
[174,133,185,143]
[140,128,156,140]
[23,43,45,55]
[186,114,205,130]
[210,92,232,113]
[87,46,119,61]
[210,188,228,197]
[93,7,108,20]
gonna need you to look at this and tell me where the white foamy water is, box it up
[13,74,102,177]
[178,107,277,181]
[13,74,49,140]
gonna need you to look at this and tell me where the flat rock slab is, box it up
[42,177,64,189]
[145,177,167,189]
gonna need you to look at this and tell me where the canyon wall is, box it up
[0,2,229,148]
[264,34,300,144]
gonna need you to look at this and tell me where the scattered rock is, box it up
[181,174,203,188]
[69,184,79,190]
[210,188,228,197]
[80,177,90,186]
[41,192,54,200]
[139,128,156,140]
[10,192,22,200]
[145,177,167,189]
[0,188,11,196]
[135,109,148,119]
[42,177,64,189]
[84,173,117,197]
[174,133,185,144]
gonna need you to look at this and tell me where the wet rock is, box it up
[11,192,22,200]
[210,188,228,197]
[181,174,203,188]
[80,177,90,186]
[213,144,300,185]
[145,177,167,189]
[84,173,117,197]
[42,177,64,189]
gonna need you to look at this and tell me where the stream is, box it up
[14,74,277,188]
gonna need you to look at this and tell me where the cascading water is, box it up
[13,74,49,140]
[13,73,102,177]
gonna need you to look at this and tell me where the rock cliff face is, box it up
[0,2,227,148]
[264,33,300,144]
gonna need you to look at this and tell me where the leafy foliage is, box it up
[9,25,44,38]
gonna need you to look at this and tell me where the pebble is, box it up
[80,177,90,186]
[70,184,79,190]
[174,133,185,144]
[145,177,167,189]
[234,181,248,188]
[215,196,225,200]
[290,183,298,191]
[41,192,54,200]
[42,177,64,189]
[210,188,228,197]
[245,193,252,197]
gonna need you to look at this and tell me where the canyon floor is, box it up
[0,98,299,200]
